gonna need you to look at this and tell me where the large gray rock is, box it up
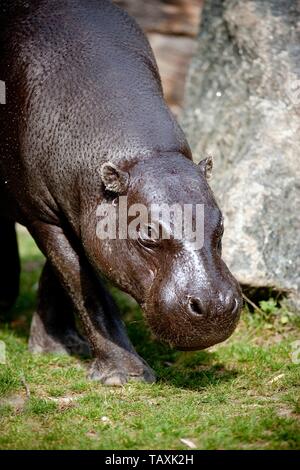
[181,0,300,309]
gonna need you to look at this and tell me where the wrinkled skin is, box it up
[0,0,242,385]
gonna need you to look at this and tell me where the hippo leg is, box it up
[29,261,91,356]
[28,222,155,385]
[0,217,20,312]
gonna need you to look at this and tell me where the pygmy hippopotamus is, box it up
[0,0,242,384]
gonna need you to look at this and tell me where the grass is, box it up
[0,227,299,449]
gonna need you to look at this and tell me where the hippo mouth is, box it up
[142,296,242,351]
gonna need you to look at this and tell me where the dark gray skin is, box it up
[0,0,242,385]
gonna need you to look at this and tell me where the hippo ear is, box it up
[100,162,129,193]
[198,156,213,180]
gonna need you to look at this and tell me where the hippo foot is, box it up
[89,355,156,386]
[29,312,91,357]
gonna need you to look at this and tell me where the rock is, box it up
[181,0,300,309]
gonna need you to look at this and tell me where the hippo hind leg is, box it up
[0,217,20,313]
[29,261,91,357]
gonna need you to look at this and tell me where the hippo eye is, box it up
[138,223,159,248]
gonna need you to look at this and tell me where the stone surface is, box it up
[181,0,300,308]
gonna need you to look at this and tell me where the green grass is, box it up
[0,227,299,449]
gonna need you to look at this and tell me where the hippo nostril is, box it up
[187,297,205,316]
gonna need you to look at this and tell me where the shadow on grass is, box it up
[158,365,238,391]
[1,242,239,392]
[126,315,238,391]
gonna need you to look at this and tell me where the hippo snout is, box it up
[144,282,243,351]
[186,291,240,319]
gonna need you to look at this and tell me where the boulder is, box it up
[181,0,300,309]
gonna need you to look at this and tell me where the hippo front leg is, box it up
[29,261,91,357]
[28,221,155,386]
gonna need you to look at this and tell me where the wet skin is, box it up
[0,0,242,385]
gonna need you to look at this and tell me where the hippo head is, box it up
[86,153,242,351]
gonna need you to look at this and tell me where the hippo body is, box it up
[0,0,242,384]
